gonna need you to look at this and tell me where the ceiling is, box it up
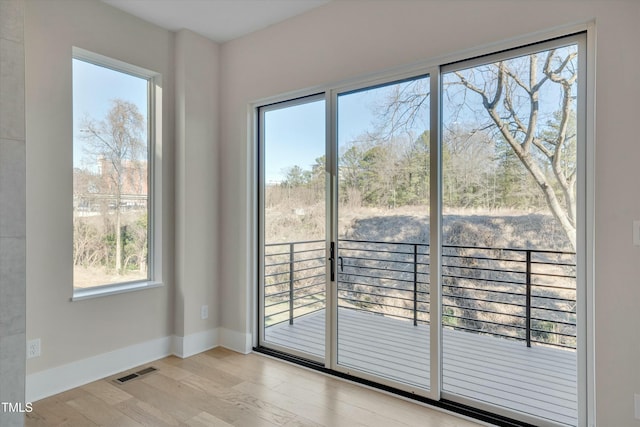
[101,0,331,43]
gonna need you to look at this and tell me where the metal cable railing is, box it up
[263,239,576,349]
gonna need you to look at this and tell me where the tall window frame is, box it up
[253,26,594,427]
[72,47,163,300]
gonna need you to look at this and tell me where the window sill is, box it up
[71,280,163,302]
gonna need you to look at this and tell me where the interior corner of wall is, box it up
[172,328,219,359]
[219,327,252,355]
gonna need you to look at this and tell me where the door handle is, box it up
[329,242,335,282]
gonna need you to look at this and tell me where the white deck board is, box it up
[265,308,577,426]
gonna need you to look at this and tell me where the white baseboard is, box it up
[219,327,252,354]
[173,328,219,358]
[26,335,173,402]
[25,327,251,402]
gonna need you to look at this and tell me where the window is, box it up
[72,49,160,297]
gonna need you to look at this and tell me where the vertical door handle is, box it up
[329,242,335,281]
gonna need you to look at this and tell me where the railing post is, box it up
[289,243,294,325]
[413,244,418,326]
[525,250,532,347]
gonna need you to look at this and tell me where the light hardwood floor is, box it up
[25,348,484,427]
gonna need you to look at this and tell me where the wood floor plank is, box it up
[81,379,134,406]
[27,347,484,427]
[26,400,99,427]
[232,379,365,427]
[64,393,141,427]
[116,377,202,422]
[114,397,183,427]
[162,354,245,389]
[26,388,100,427]
[150,357,196,381]
[177,373,302,426]
[184,411,234,427]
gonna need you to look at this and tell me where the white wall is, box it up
[24,0,175,380]
[219,1,640,425]
[174,29,220,356]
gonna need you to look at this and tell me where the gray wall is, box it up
[0,0,26,426]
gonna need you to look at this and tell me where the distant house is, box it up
[73,156,148,214]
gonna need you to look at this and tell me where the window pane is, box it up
[441,44,578,425]
[72,58,150,289]
[261,97,327,360]
[337,76,431,390]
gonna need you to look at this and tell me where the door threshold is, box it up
[253,346,535,427]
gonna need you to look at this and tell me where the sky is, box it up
[263,78,431,184]
[263,100,325,184]
[74,44,574,184]
[72,58,148,170]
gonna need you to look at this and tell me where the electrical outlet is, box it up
[27,339,41,359]
[201,305,209,320]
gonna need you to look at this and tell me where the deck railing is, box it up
[264,239,576,349]
[264,240,327,326]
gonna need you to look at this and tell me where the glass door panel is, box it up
[440,42,580,425]
[335,76,431,392]
[259,96,327,362]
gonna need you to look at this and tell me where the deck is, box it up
[265,308,577,426]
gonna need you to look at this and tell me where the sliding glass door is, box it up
[440,38,582,426]
[258,33,586,427]
[333,76,433,394]
[258,95,327,362]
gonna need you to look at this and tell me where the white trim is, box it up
[219,328,252,354]
[150,72,164,290]
[26,336,173,402]
[246,104,259,355]
[72,47,159,81]
[327,89,337,370]
[71,47,163,298]
[26,330,227,402]
[583,20,597,427]
[249,103,260,351]
[71,280,163,301]
[173,329,219,359]
[429,66,442,401]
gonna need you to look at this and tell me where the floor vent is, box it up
[115,373,139,383]
[114,366,158,384]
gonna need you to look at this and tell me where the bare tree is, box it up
[72,218,103,268]
[80,99,146,273]
[452,48,578,249]
[378,46,578,249]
